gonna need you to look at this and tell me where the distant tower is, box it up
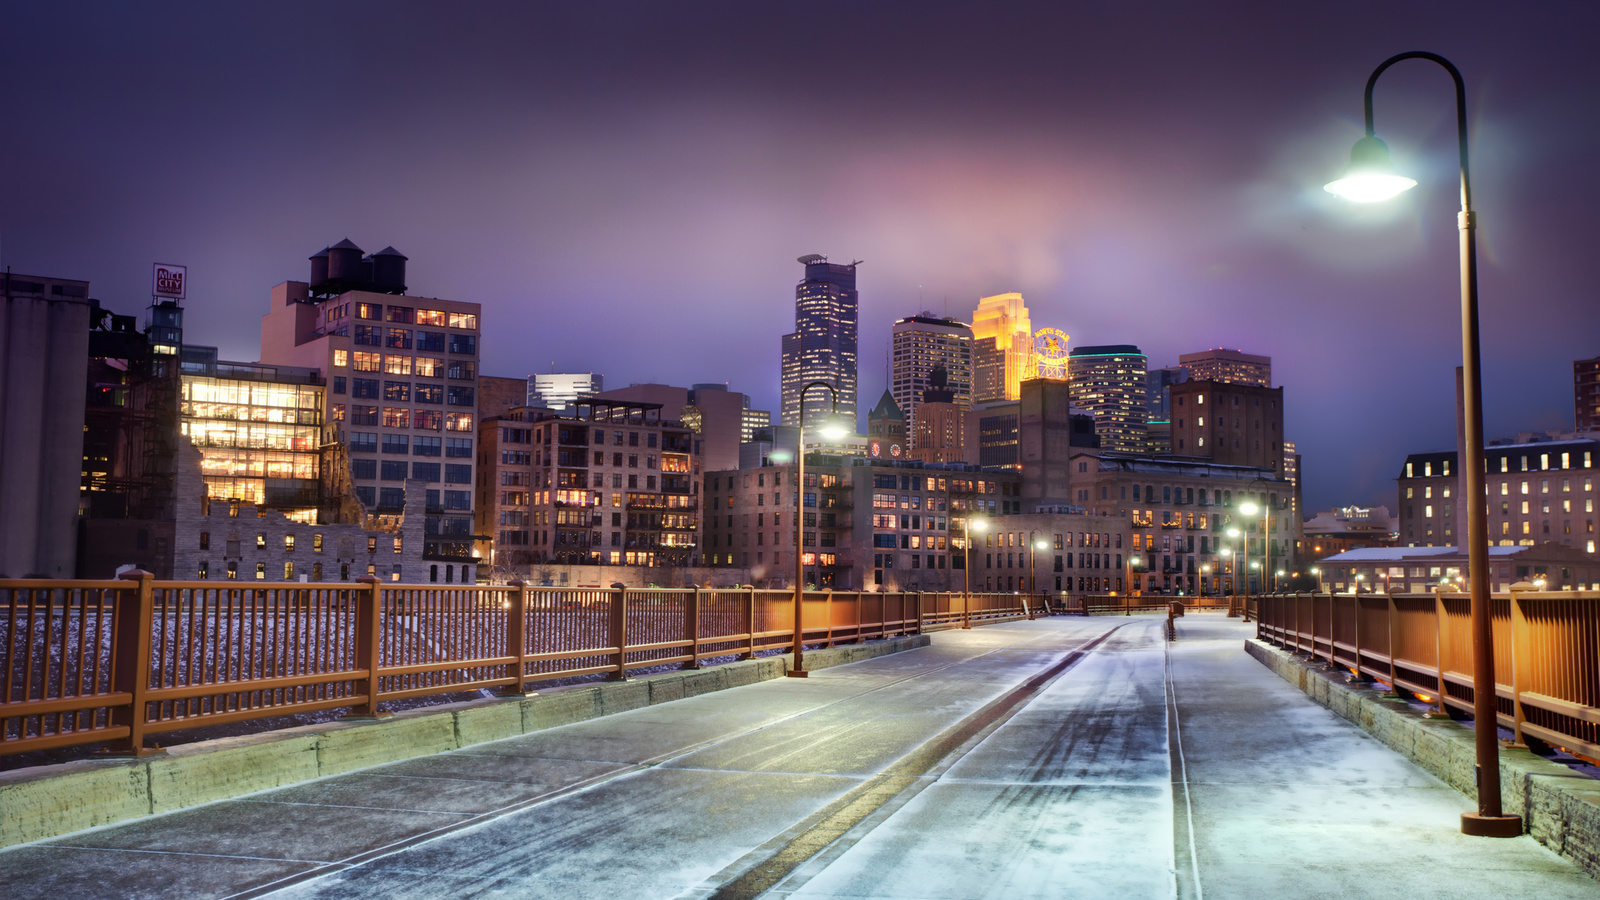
[1178,348,1271,387]
[1068,344,1148,453]
[970,292,1033,403]
[891,313,972,447]
[911,364,975,465]
[1576,354,1600,432]
[781,255,859,429]
[867,390,907,452]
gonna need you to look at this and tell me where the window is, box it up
[332,376,346,395]
[414,436,442,456]
[447,311,478,329]
[199,531,209,550]
[447,360,476,380]
[414,409,443,430]
[198,561,208,579]
[416,309,447,326]
[378,487,405,509]
[384,355,412,375]
[283,561,295,580]
[352,378,380,399]
[415,384,443,404]
[443,490,471,510]
[384,381,411,402]
[333,349,348,367]
[385,328,412,349]
[352,351,381,372]
[445,412,474,432]
[382,434,410,454]
[256,562,266,580]
[355,485,376,506]
[383,407,411,428]
[226,561,238,580]
[445,437,473,457]
[448,334,476,355]
[351,458,378,480]
[313,533,324,552]
[381,460,409,480]
[284,534,296,551]
[354,324,382,346]
[415,356,444,377]
[445,463,472,483]
[416,331,445,352]
[351,405,379,425]
[447,385,475,406]
[385,306,414,324]
[357,302,383,320]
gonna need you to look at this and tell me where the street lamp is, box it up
[1200,563,1211,597]
[1311,565,1323,592]
[963,514,989,629]
[1353,572,1364,594]
[1125,554,1141,616]
[1029,534,1050,617]
[1325,51,1517,838]
[787,381,849,679]
[1226,526,1243,615]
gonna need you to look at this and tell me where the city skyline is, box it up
[3,3,1600,516]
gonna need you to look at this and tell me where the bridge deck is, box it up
[2,615,1594,899]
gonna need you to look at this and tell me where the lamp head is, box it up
[1239,501,1259,516]
[1325,135,1417,203]
[817,413,851,441]
[969,516,989,533]
[1227,528,1240,538]
[1035,540,1050,551]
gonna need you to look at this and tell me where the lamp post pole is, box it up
[788,381,842,679]
[1326,52,1516,837]
[962,515,987,629]
[1127,554,1141,613]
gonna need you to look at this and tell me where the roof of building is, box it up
[868,390,904,420]
[1323,545,1569,562]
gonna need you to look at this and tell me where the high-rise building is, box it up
[910,365,977,465]
[1145,365,1189,454]
[971,293,1033,403]
[260,241,482,571]
[1178,348,1271,387]
[528,373,602,412]
[891,314,972,445]
[741,404,772,444]
[781,255,859,430]
[1067,345,1148,453]
[1576,355,1600,432]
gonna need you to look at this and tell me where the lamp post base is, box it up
[1460,813,1521,837]
[785,669,810,678]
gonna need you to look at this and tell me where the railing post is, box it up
[741,586,756,659]
[913,591,923,634]
[109,569,158,756]
[608,582,631,681]
[1432,587,1448,714]
[1351,594,1363,678]
[683,587,702,669]
[962,590,972,629]
[1508,583,1531,746]
[1387,591,1399,693]
[855,590,863,643]
[1327,591,1336,666]
[823,589,834,647]
[501,580,530,696]
[347,574,389,718]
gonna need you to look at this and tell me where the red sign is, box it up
[153,264,187,299]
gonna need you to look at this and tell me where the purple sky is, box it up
[5,2,1599,516]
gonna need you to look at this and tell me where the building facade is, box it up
[595,382,746,474]
[971,293,1033,404]
[703,457,1023,591]
[528,373,602,412]
[891,314,972,444]
[1577,355,1600,432]
[1166,380,1286,474]
[968,511,1134,596]
[781,255,859,430]
[1067,345,1148,454]
[0,273,91,578]
[260,242,482,567]
[475,399,698,572]
[1319,544,1600,594]
[1145,365,1188,454]
[1178,348,1271,387]
[1396,434,1599,552]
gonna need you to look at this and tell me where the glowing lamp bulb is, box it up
[1325,135,1417,203]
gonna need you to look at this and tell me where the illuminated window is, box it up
[284,534,295,551]
[256,562,266,580]
[447,312,478,330]
[333,349,348,368]
[416,309,446,326]
[384,355,413,375]
[415,357,444,378]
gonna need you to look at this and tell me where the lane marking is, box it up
[698,624,1133,900]
[1165,634,1204,900]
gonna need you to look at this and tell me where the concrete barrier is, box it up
[0,634,928,847]
[1246,637,1600,880]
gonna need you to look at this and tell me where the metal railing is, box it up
[1083,594,1234,615]
[1,573,1038,758]
[1254,590,1600,761]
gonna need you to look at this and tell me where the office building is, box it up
[1018,377,1098,510]
[1166,380,1286,474]
[971,293,1033,404]
[260,240,481,571]
[1320,544,1600,594]
[1303,506,1397,560]
[1179,348,1271,387]
[475,399,698,570]
[1395,433,1599,552]
[970,512,1133,595]
[741,404,772,444]
[1145,366,1188,454]
[479,375,529,420]
[1577,355,1600,432]
[1067,345,1148,454]
[910,365,977,465]
[781,255,859,430]
[528,372,602,412]
[891,314,972,444]
[1,273,92,578]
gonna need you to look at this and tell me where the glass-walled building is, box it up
[180,346,324,522]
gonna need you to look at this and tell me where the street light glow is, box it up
[1239,502,1259,516]
[817,414,850,441]
[1325,135,1417,202]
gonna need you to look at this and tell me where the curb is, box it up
[1245,637,1600,879]
[0,634,930,847]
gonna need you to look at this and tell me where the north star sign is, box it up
[153,264,187,299]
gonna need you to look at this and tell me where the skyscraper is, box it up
[970,292,1033,403]
[781,255,858,429]
[1067,344,1148,453]
[528,372,602,412]
[1576,354,1600,432]
[1178,348,1271,387]
[1145,365,1189,453]
[891,313,972,446]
